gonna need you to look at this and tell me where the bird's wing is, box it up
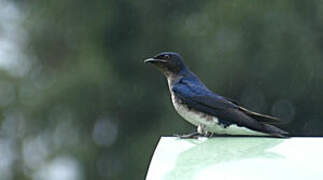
[222,97,281,124]
[172,81,263,130]
[172,80,288,136]
[172,79,239,117]
[172,78,281,126]
[172,78,238,111]
[238,106,280,124]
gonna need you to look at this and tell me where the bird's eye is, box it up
[164,55,170,59]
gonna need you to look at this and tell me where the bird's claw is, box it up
[174,132,215,139]
[174,132,201,139]
[205,132,214,137]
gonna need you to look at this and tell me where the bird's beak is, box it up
[144,58,155,63]
[144,57,167,64]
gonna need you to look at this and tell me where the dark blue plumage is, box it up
[172,73,237,127]
[145,52,288,137]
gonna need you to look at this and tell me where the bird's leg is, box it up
[197,124,205,134]
[174,124,204,138]
[174,131,200,139]
[198,124,212,137]
[205,132,214,137]
[174,124,210,139]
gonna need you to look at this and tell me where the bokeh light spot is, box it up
[92,118,118,147]
[33,156,83,180]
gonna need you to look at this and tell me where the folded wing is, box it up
[172,78,288,136]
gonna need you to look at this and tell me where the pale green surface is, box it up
[146,137,323,180]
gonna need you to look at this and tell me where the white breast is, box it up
[171,92,218,127]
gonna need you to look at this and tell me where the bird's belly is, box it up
[171,94,220,127]
[171,95,217,127]
[171,95,268,136]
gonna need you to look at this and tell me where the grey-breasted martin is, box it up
[144,52,288,138]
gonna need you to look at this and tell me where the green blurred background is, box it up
[0,0,322,179]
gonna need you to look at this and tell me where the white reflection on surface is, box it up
[147,137,323,180]
[194,138,323,180]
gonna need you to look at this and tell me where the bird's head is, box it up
[144,52,187,75]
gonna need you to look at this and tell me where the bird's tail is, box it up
[262,124,289,138]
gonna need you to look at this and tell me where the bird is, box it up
[144,52,288,138]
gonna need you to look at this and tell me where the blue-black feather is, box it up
[172,72,239,126]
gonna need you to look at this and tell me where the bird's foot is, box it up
[196,124,214,138]
[204,132,214,137]
[174,132,202,139]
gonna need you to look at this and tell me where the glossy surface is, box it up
[146,137,323,180]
